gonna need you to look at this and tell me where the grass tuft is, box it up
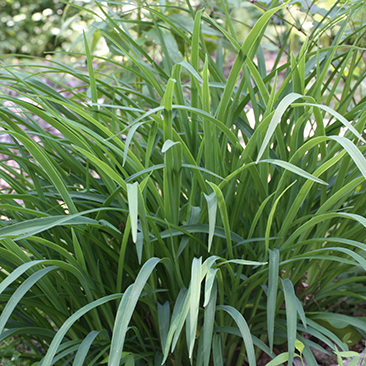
[1,0,366,365]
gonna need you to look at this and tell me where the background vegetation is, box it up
[0,0,66,56]
[0,0,366,365]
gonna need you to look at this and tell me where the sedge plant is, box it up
[0,0,366,365]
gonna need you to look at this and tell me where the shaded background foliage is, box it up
[0,0,99,56]
[0,0,349,57]
[0,0,66,56]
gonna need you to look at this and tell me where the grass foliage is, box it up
[1,0,366,365]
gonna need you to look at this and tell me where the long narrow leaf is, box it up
[108,258,161,366]
[217,305,256,366]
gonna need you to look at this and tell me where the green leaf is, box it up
[162,139,180,153]
[267,249,279,351]
[204,267,218,308]
[281,279,298,366]
[265,352,290,366]
[72,331,101,366]
[0,266,57,334]
[212,333,223,366]
[109,258,161,366]
[203,279,217,366]
[217,305,256,366]
[256,93,304,162]
[84,31,98,119]
[262,159,328,185]
[0,260,48,295]
[0,213,106,240]
[42,294,123,366]
[8,132,78,214]
[292,102,366,143]
[187,257,202,359]
[295,339,305,355]
[218,259,267,266]
[127,182,139,244]
[217,1,288,125]
[162,288,190,363]
[207,182,233,258]
[158,302,170,353]
[178,60,203,83]
[204,193,218,252]
[328,135,366,180]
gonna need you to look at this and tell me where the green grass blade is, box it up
[217,305,256,366]
[281,278,298,366]
[256,93,303,162]
[204,267,218,308]
[41,294,122,366]
[0,266,57,334]
[158,302,170,354]
[262,159,328,185]
[265,181,296,259]
[0,215,99,240]
[218,259,267,267]
[212,333,223,366]
[109,258,161,366]
[217,2,287,125]
[0,260,47,295]
[207,182,232,258]
[203,279,217,366]
[127,182,139,244]
[292,103,366,143]
[265,352,290,366]
[72,331,101,366]
[187,257,202,359]
[8,132,77,214]
[83,31,98,119]
[204,193,218,252]
[267,249,279,352]
[328,136,366,179]
[162,288,190,363]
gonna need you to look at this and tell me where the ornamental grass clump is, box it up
[0,1,366,365]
